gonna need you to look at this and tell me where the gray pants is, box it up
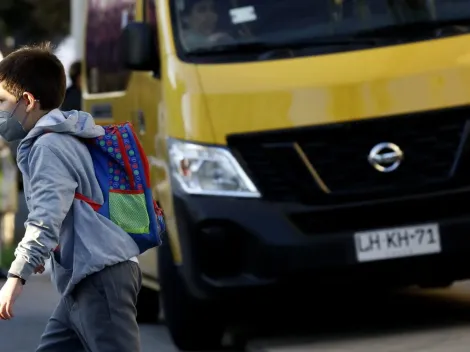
[36,261,142,352]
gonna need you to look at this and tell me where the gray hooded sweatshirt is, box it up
[9,109,139,295]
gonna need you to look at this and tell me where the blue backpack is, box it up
[74,122,164,253]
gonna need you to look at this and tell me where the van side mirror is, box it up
[121,22,159,74]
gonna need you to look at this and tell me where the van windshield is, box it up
[172,0,470,60]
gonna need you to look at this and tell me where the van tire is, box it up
[136,285,160,323]
[159,241,225,351]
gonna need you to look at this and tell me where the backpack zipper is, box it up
[110,126,136,190]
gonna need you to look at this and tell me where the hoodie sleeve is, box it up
[8,143,77,281]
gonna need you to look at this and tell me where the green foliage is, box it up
[0,245,14,269]
[0,0,70,47]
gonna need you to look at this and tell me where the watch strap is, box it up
[7,273,26,285]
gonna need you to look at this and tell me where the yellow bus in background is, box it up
[83,0,470,350]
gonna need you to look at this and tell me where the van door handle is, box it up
[91,103,112,119]
[132,110,146,135]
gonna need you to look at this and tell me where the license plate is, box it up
[354,224,441,262]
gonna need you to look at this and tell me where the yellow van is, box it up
[83,0,470,349]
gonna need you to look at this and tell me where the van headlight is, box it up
[168,138,261,198]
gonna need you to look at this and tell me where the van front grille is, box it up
[227,106,470,204]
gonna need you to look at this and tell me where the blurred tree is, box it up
[0,0,70,50]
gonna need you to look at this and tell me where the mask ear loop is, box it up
[18,98,40,127]
[9,101,21,119]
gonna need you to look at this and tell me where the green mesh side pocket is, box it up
[109,191,150,234]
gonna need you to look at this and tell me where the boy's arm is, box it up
[8,144,77,282]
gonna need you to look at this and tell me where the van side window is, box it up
[144,0,159,55]
[85,0,137,94]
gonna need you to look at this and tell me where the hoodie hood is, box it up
[17,109,104,161]
[25,109,104,141]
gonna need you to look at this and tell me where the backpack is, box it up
[73,122,164,253]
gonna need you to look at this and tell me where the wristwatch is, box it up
[7,273,26,285]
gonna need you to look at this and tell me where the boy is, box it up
[0,43,142,352]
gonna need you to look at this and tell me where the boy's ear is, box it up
[22,92,38,113]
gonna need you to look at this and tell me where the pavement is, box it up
[7,193,470,351]
[0,275,177,352]
[4,274,470,351]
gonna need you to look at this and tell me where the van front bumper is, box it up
[172,187,470,300]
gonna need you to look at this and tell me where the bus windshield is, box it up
[172,0,470,59]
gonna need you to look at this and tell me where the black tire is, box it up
[136,285,160,324]
[159,241,225,351]
[419,281,454,289]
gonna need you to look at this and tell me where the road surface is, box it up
[0,275,177,352]
[3,275,470,351]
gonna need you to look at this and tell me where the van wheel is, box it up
[159,241,225,351]
[136,285,160,323]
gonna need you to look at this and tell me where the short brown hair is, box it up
[0,42,66,110]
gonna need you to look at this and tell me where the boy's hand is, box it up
[0,277,23,320]
[34,264,45,274]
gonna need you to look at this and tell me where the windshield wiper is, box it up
[186,36,382,56]
[187,41,281,55]
[355,18,470,39]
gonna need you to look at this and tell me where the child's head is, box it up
[69,60,82,89]
[182,0,218,35]
[0,42,66,141]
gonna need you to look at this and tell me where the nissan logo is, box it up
[368,142,404,173]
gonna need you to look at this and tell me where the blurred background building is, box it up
[0,0,82,270]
